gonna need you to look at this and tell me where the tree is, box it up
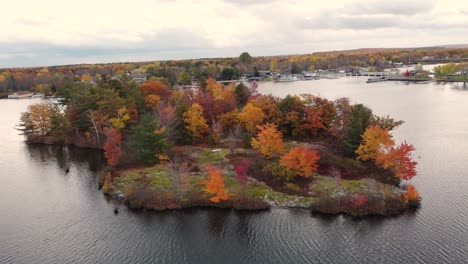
[183,103,209,143]
[239,103,264,134]
[239,52,253,65]
[140,80,171,101]
[18,103,53,138]
[199,164,231,203]
[404,183,420,205]
[103,127,122,167]
[234,83,251,107]
[220,67,238,80]
[371,115,404,130]
[329,97,352,140]
[378,142,417,181]
[270,58,278,73]
[235,160,252,186]
[110,107,130,129]
[144,94,161,111]
[356,125,394,162]
[178,71,192,85]
[280,147,320,178]
[131,114,169,164]
[251,123,284,158]
[343,104,372,155]
[304,108,326,136]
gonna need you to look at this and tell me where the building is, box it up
[131,72,147,84]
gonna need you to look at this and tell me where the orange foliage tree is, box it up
[280,146,320,178]
[251,123,284,158]
[199,164,231,203]
[403,183,420,204]
[103,127,122,167]
[140,80,172,101]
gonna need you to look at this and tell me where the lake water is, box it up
[1,78,468,263]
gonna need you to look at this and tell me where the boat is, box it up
[7,91,34,99]
[29,93,45,99]
[414,80,433,84]
[274,75,298,82]
[302,73,316,80]
[366,77,387,83]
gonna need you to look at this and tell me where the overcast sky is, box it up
[1,0,467,68]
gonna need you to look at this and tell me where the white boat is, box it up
[29,93,45,98]
[302,73,316,80]
[275,75,299,82]
[7,91,34,99]
[366,77,387,83]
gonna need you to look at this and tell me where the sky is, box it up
[1,0,467,68]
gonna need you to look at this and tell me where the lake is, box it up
[1,77,468,263]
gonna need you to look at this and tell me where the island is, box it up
[18,76,421,217]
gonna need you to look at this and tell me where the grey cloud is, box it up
[0,27,215,67]
[343,0,437,16]
[296,14,399,30]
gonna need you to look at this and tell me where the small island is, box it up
[18,77,420,216]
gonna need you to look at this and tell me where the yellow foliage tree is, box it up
[356,125,394,161]
[110,107,131,129]
[251,123,284,158]
[183,103,209,142]
[239,103,264,134]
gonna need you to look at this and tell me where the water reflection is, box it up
[25,144,105,172]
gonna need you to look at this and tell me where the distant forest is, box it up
[1,46,468,93]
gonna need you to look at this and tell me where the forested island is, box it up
[17,74,420,216]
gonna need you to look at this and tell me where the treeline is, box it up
[2,47,468,93]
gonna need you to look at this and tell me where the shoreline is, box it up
[101,146,416,217]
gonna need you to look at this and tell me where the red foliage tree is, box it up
[235,160,252,186]
[386,142,417,181]
[304,108,326,136]
[103,127,122,167]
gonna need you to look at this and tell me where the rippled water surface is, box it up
[1,78,468,263]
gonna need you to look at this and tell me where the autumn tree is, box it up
[235,159,252,187]
[329,97,352,141]
[377,142,417,181]
[103,127,122,167]
[18,103,53,138]
[403,183,420,206]
[356,125,395,162]
[199,164,231,203]
[140,80,172,101]
[183,103,209,143]
[239,102,264,134]
[270,58,278,72]
[304,108,325,136]
[251,123,284,158]
[109,107,130,129]
[280,147,320,178]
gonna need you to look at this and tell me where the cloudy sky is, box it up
[1,0,467,68]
